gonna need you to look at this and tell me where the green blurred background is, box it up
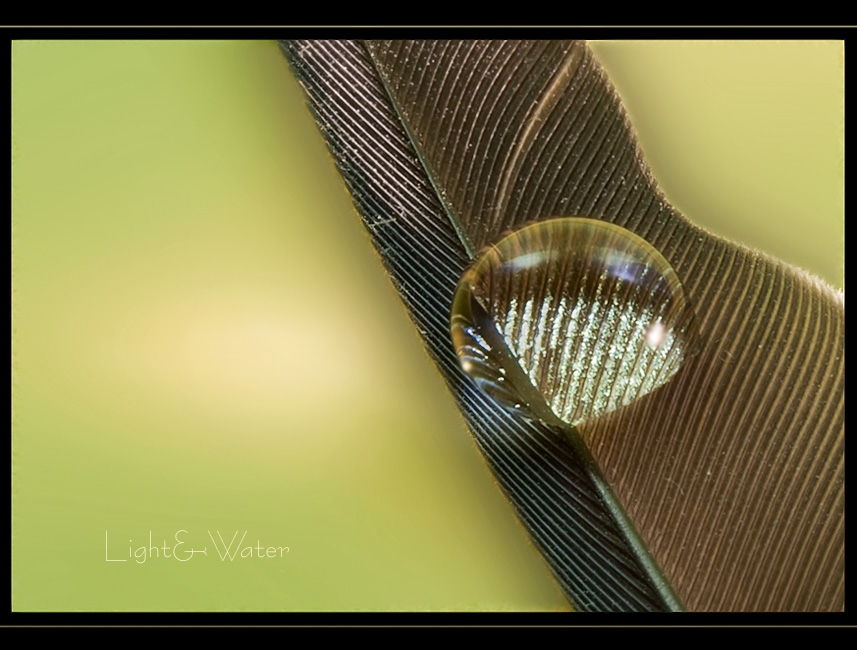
[11,40,843,612]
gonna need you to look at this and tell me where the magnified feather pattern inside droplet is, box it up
[452,218,699,427]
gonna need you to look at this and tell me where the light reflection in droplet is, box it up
[450,217,700,428]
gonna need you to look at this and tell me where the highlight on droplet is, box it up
[450,217,700,427]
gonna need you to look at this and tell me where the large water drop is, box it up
[450,218,699,427]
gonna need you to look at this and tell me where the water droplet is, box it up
[450,218,699,427]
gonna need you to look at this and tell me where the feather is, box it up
[280,40,843,612]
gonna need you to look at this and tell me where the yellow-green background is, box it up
[11,40,843,611]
